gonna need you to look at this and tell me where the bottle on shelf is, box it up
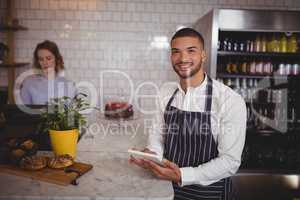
[261,34,267,52]
[225,58,239,74]
[249,59,256,75]
[263,59,273,75]
[233,78,241,95]
[254,34,262,52]
[259,108,268,130]
[246,40,253,52]
[233,40,239,51]
[266,33,273,52]
[253,79,259,101]
[221,38,228,51]
[287,33,297,53]
[240,57,248,74]
[278,62,286,75]
[227,38,233,51]
[231,59,238,73]
[286,63,292,75]
[279,33,287,53]
[297,36,300,53]
[246,105,254,129]
[239,40,246,52]
[225,58,233,73]
[292,63,299,75]
[269,33,280,52]
[240,78,248,101]
[223,78,233,88]
[247,78,255,103]
[255,60,264,75]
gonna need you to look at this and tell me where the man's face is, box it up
[171,36,206,79]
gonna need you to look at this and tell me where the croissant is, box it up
[47,154,74,169]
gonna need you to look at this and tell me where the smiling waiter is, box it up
[130,28,246,200]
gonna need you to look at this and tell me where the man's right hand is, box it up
[129,148,157,169]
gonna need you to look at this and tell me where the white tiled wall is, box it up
[1,0,300,110]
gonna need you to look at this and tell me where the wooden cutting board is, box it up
[0,162,93,186]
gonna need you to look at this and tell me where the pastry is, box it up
[9,148,26,165]
[47,154,74,169]
[20,139,35,150]
[104,102,134,119]
[20,139,38,156]
[19,155,48,170]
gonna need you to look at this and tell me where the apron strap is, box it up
[165,88,179,110]
[166,75,213,112]
[205,76,213,113]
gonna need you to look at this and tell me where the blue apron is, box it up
[163,76,232,200]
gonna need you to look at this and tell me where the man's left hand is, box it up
[143,159,181,184]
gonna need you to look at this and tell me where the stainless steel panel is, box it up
[219,9,300,32]
[194,9,218,78]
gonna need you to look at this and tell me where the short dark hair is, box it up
[171,27,205,48]
[33,40,64,73]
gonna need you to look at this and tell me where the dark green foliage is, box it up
[41,93,90,131]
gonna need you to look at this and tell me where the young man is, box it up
[130,28,246,200]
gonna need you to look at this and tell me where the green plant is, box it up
[41,93,90,131]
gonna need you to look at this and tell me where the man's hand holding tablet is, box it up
[128,148,181,184]
[128,149,163,165]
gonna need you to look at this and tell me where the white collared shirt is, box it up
[147,75,247,186]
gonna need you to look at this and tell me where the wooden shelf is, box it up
[238,168,300,175]
[218,73,269,79]
[218,51,300,58]
[0,24,28,32]
[217,73,299,79]
[0,62,29,68]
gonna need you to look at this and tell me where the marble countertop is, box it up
[0,151,173,200]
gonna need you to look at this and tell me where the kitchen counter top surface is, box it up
[0,151,174,200]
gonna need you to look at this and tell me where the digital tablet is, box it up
[128,149,164,165]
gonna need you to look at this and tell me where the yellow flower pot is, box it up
[49,129,79,158]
